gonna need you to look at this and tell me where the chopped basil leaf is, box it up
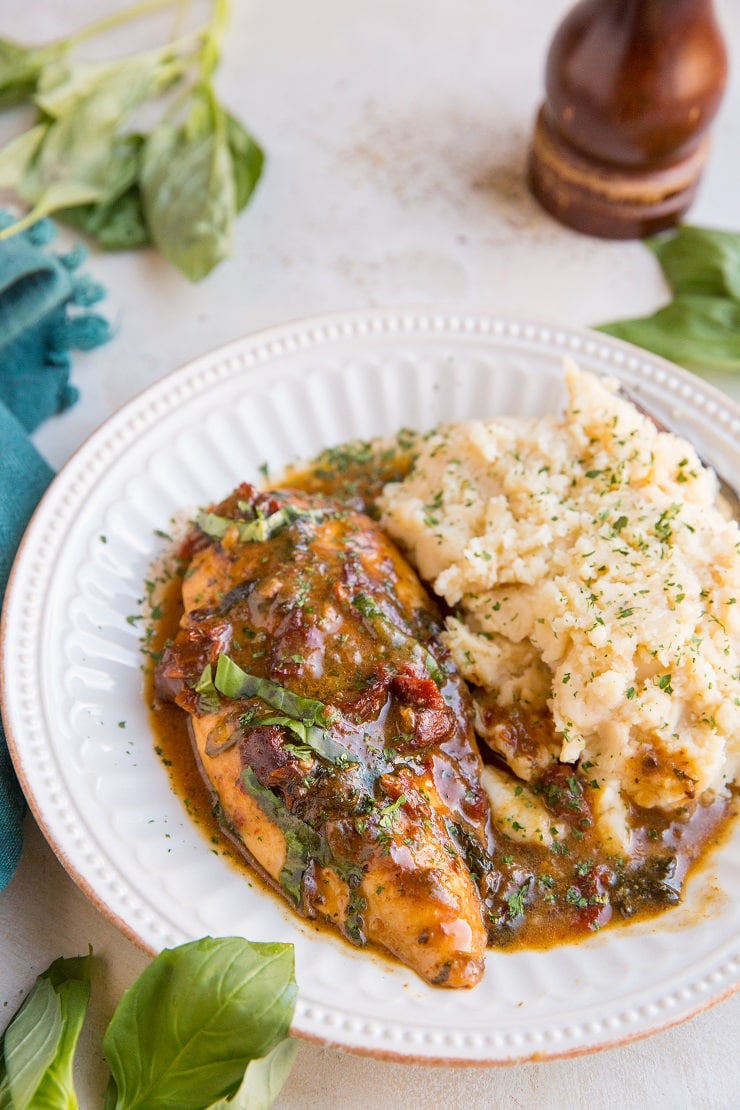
[214,654,354,765]
[215,655,333,722]
[240,767,364,933]
[193,663,221,714]
[254,713,353,764]
[196,504,327,544]
[240,767,328,903]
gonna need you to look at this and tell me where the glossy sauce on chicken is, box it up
[147,435,738,979]
[154,477,504,986]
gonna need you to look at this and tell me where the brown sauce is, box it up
[143,435,739,957]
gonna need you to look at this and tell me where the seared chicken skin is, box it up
[156,483,498,987]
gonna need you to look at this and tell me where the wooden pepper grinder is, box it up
[528,0,729,238]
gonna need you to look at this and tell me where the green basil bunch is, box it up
[0,0,264,280]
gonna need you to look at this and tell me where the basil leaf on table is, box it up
[20,53,180,203]
[1,938,297,1110]
[61,186,151,251]
[60,134,152,250]
[598,293,740,373]
[0,978,62,1109]
[103,937,297,1110]
[0,50,183,240]
[0,37,61,109]
[206,1039,299,1110]
[0,125,47,189]
[596,225,740,373]
[225,111,265,213]
[0,5,265,277]
[33,50,181,121]
[140,83,238,281]
[0,952,91,1110]
[647,225,740,300]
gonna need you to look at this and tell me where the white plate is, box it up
[3,310,739,1064]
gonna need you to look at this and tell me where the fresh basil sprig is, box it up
[0,0,264,280]
[597,226,740,372]
[0,939,297,1110]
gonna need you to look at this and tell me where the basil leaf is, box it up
[0,9,263,276]
[195,663,219,698]
[225,110,264,213]
[0,37,59,108]
[59,133,151,250]
[254,713,353,764]
[256,714,320,746]
[196,504,326,544]
[596,225,740,373]
[1,953,91,1110]
[21,56,173,205]
[34,50,181,121]
[215,655,353,764]
[215,655,335,726]
[241,772,366,928]
[0,53,182,242]
[206,1038,298,1110]
[241,767,327,903]
[598,294,740,372]
[27,956,92,1109]
[648,225,740,300]
[61,184,151,250]
[0,124,46,189]
[0,179,105,241]
[194,662,222,714]
[141,82,237,281]
[103,937,297,1110]
[2,978,61,1108]
[196,509,280,543]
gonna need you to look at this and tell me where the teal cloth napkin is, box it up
[0,215,113,890]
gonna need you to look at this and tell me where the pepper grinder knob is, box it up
[528,0,729,239]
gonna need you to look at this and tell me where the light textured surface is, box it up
[1,1,739,1106]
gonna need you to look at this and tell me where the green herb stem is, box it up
[61,0,191,51]
[199,0,231,80]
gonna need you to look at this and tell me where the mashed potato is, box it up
[379,362,740,853]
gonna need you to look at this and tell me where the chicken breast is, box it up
[156,483,498,987]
